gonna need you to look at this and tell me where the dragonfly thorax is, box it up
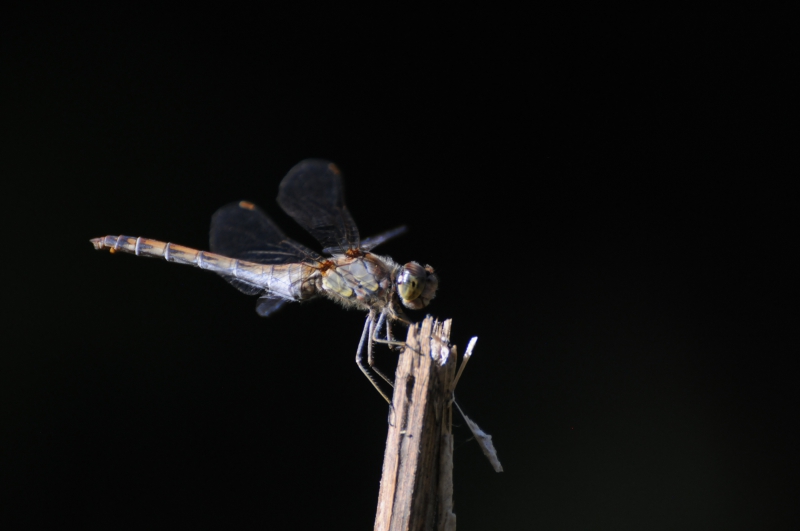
[319,253,396,310]
[317,254,437,317]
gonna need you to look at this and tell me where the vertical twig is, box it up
[374,316,457,531]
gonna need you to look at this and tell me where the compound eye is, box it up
[397,262,426,302]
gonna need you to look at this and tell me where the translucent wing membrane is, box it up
[356,226,407,252]
[209,200,321,297]
[255,296,287,317]
[323,226,407,255]
[277,159,360,254]
[210,201,319,263]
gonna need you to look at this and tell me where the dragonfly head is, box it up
[396,262,438,311]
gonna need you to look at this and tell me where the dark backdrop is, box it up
[2,7,794,529]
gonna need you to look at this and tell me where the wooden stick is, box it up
[374,316,457,531]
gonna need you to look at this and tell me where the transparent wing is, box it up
[209,200,321,296]
[210,200,320,263]
[357,226,407,252]
[277,159,360,254]
[255,296,288,317]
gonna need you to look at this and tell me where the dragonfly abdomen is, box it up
[91,235,237,270]
[90,235,317,302]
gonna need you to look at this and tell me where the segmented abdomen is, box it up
[90,235,317,301]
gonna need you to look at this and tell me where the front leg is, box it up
[372,310,406,350]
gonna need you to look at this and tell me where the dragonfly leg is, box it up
[368,312,396,387]
[356,312,391,403]
[383,314,405,351]
[372,310,405,349]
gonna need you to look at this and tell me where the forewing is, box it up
[357,226,407,252]
[276,159,360,254]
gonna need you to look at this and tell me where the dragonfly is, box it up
[91,159,438,402]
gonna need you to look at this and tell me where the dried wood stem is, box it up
[374,316,457,531]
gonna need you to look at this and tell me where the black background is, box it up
[2,6,795,529]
